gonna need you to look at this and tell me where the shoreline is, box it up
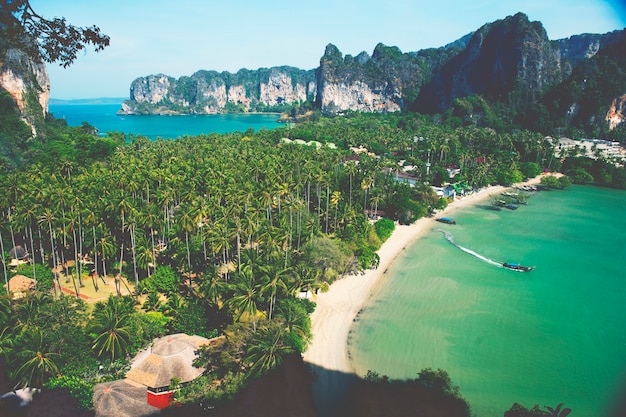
[302,175,549,413]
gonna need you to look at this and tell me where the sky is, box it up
[29,0,626,99]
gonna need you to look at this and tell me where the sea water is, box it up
[48,103,282,139]
[349,185,626,417]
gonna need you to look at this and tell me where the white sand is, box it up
[302,175,550,411]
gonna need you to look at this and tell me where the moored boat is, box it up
[435,217,456,225]
[502,262,534,272]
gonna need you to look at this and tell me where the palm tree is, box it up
[245,322,295,377]
[226,266,262,326]
[0,227,8,292]
[274,300,311,351]
[14,328,60,389]
[330,190,341,231]
[361,176,374,213]
[135,237,155,277]
[97,231,116,282]
[344,160,357,207]
[260,265,289,321]
[176,207,196,289]
[38,208,61,294]
[90,297,132,360]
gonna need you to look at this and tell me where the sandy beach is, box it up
[302,175,549,414]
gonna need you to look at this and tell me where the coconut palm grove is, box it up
[2,2,626,417]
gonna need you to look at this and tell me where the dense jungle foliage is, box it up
[2,91,626,414]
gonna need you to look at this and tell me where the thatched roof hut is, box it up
[9,245,29,260]
[126,334,209,391]
[93,380,159,417]
[5,274,35,298]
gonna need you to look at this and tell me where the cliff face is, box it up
[414,13,568,113]
[606,94,626,130]
[315,44,403,114]
[121,67,316,115]
[120,12,624,136]
[0,48,49,135]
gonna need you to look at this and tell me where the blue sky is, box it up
[30,0,626,99]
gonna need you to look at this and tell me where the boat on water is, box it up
[502,262,534,272]
[505,204,518,210]
[435,217,456,225]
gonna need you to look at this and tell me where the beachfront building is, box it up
[441,182,473,199]
[93,333,218,416]
[126,333,212,409]
[556,137,626,165]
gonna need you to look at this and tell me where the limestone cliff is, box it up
[119,11,625,137]
[529,29,626,133]
[316,45,397,114]
[606,95,626,130]
[0,48,49,135]
[120,66,316,115]
[315,43,458,115]
[412,13,624,115]
[414,13,562,113]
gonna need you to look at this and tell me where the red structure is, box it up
[147,389,174,409]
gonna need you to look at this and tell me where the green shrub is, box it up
[46,375,93,410]
[374,218,395,243]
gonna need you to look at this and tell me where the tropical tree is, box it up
[545,404,571,417]
[0,0,110,67]
[244,322,295,377]
[260,265,289,321]
[14,328,60,388]
[225,266,263,326]
[90,296,132,360]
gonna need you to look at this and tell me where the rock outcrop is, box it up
[120,11,625,138]
[606,94,626,130]
[0,48,49,135]
[315,44,404,114]
[412,13,622,114]
[120,67,316,115]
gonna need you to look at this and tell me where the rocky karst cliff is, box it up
[412,13,623,115]
[121,13,625,134]
[606,95,626,130]
[0,47,49,135]
[120,66,316,115]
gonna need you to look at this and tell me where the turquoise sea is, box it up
[48,103,282,139]
[349,185,626,417]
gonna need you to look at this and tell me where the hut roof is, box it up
[9,245,29,260]
[93,380,159,417]
[126,333,209,390]
[6,275,35,293]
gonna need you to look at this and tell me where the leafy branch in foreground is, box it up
[0,0,110,67]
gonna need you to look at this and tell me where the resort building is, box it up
[556,137,626,165]
[94,333,221,416]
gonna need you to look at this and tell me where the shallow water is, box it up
[349,185,626,417]
[49,103,281,139]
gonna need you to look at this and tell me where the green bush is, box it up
[139,265,180,294]
[374,218,395,243]
[15,263,55,292]
[46,375,94,410]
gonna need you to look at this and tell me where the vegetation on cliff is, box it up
[1,4,624,416]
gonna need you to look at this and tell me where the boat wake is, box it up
[434,228,502,267]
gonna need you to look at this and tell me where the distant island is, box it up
[49,97,127,105]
